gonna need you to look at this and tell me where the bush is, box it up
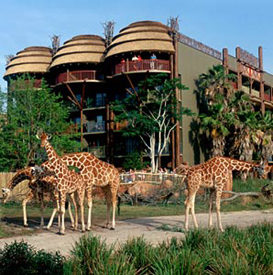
[33,250,64,275]
[65,234,135,275]
[0,240,64,275]
[65,223,273,274]
[0,240,34,275]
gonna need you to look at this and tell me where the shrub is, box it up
[0,240,34,275]
[65,223,273,274]
[0,240,64,275]
[33,250,64,275]
[65,234,135,275]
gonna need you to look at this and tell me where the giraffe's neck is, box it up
[7,168,32,190]
[44,141,65,172]
[228,158,257,172]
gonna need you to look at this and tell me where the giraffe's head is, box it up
[255,160,271,179]
[36,131,51,148]
[2,187,11,203]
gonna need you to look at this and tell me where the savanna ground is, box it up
[0,179,273,256]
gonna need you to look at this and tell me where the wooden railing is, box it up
[114,59,170,75]
[55,70,99,84]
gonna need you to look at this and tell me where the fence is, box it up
[120,172,186,186]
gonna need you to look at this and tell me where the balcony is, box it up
[114,59,170,75]
[264,93,271,101]
[55,70,104,84]
[84,121,105,133]
[86,146,106,157]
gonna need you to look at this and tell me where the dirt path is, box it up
[0,209,273,256]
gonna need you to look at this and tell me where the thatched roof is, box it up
[50,35,106,69]
[4,46,52,78]
[106,21,175,58]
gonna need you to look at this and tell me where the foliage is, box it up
[196,65,273,161]
[0,240,64,275]
[65,234,135,275]
[122,151,149,171]
[0,75,80,171]
[197,65,238,157]
[64,223,273,274]
[111,74,193,172]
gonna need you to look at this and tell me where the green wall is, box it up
[177,42,221,165]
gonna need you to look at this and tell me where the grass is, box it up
[63,223,273,274]
[1,178,272,238]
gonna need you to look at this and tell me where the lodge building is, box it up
[4,20,273,168]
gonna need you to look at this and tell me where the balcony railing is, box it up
[114,59,170,75]
[264,93,271,101]
[86,146,106,157]
[55,70,102,84]
[84,121,105,133]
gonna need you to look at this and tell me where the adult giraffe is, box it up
[60,151,120,230]
[182,156,270,232]
[37,132,86,234]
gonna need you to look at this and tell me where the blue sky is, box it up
[1,0,273,91]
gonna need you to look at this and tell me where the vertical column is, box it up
[259,46,265,114]
[236,47,242,89]
[106,95,110,163]
[170,52,175,169]
[222,48,229,73]
[174,35,181,168]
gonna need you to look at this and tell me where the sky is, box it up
[1,0,273,91]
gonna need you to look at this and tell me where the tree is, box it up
[111,74,193,172]
[257,111,273,161]
[0,75,80,171]
[228,91,261,161]
[197,65,237,157]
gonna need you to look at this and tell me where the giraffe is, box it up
[182,156,270,232]
[61,152,120,230]
[2,166,76,229]
[36,132,86,234]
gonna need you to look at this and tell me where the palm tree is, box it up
[197,65,237,157]
[228,91,261,160]
[257,111,273,161]
[198,65,236,105]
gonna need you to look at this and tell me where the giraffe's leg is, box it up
[77,188,86,232]
[110,184,119,230]
[68,193,77,230]
[22,190,34,227]
[47,190,59,230]
[102,186,111,228]
[69,193,79,230]
[184,195,190,231]
[184,189,198,231]
[208,189,215,228]
[190,192,198,229]
[67,200,74,229]
[38,191,44,228]
[215,190,224,232]
[59,192,66,235]
[86,186,93,231]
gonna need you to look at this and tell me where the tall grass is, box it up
[64,223,273,274]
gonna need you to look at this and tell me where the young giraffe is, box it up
[183,156,270,232]
[2,166,76,229]
[37,132,86,234]
[61,152,120,230]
